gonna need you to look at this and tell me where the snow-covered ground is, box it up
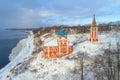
[9,38,28,61]
[0,30,120,80]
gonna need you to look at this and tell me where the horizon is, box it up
[0,0,120,28]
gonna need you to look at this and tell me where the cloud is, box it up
[38,10,54,17]
[0,0,120,28]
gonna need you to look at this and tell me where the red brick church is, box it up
[43,29,73,59]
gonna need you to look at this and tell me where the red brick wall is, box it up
[43,39,73,59]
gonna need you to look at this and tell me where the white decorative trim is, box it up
[48,46,49,57]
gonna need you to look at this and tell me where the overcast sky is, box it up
[0,0,120,28]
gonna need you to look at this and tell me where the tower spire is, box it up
[92,14,96,27]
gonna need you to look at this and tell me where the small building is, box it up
[43,28,73,59]
[89,15,99,42]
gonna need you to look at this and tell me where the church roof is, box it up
[92,15,97,27]
[44,38,72,46]
[57,28,68,36]
[44,39,58,46]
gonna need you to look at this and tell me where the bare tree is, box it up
[116,42,120,80]
[80,52,85,80]
[93,42,120,80]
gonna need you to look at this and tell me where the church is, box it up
[43,15,98,59]
[43,29,73,59]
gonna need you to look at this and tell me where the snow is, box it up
[9,38,28,61]
[43,33,72,46]
[69,31,120,56]
[0,30,120,80]
[44,38,72,46]
[44,39,58,46]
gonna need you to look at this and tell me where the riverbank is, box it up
[9,38,28,61]
[0,31,34,80]
[0,29,29,69]
[9,31,33,61]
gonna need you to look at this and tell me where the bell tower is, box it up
[89,15,98,42]
[57,28,68,55]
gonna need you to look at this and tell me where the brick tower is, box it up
[57,37,69,55]
[89,15,98,42]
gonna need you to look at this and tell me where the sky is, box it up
[0,0,120,28]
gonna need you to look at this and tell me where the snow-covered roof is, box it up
[44,39,58,46]
[44,38,72,46]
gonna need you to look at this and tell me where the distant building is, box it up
[43,28,73,59]
[89,15,98,42]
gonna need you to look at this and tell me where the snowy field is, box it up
[0,30,120,80]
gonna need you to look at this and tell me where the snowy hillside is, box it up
[0,30,120,80]
[9,38,28,61]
